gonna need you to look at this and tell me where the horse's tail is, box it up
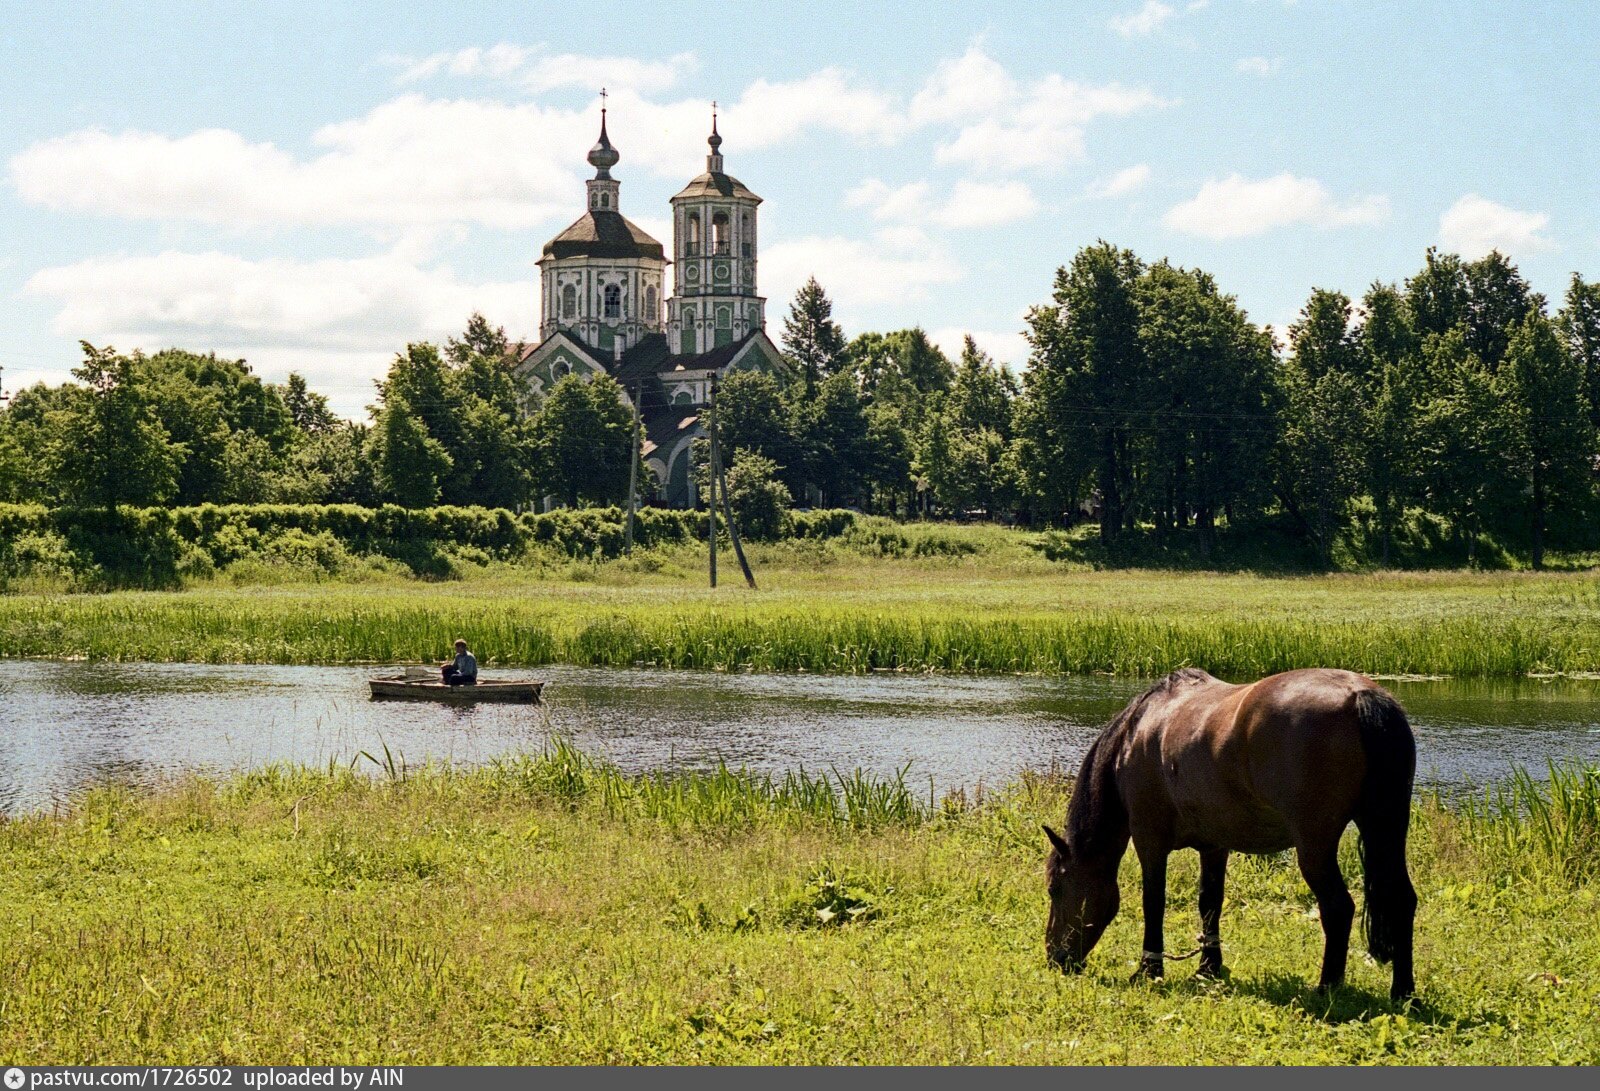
[1353,687,1417,965]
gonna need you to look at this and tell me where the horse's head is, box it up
[1043,824,1119,973]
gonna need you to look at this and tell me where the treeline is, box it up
[3,246,1597,569]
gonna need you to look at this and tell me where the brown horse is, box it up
[1043,667,1417,1001]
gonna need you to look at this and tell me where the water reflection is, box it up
[0,661,1596,814]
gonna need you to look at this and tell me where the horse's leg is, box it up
[1196,847,1229,978]
[1133,841,1168,981]
[1296,834,1355,992]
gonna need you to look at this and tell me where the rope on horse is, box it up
[1145,934,1220,962]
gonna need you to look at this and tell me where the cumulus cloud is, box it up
[907,44,1018,125]
[934,75,1170,172]
[1163,173,1389,239]
[1438,194,1555,260]
[762,228,962,313]
[930,327,1030,369]
[1235,56,1284,77]
[391,44,698,94]
[1086,163,1152,198]
[845,178,1040,228]
[24,249,537,416]
[1110,1,1177,36]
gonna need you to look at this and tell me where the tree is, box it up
[282,372,338,435]
[52,344,182,508]
[530,373,634,507]
[1021,242,1148,542]
[1462,251,1541,370]
[1287,290,1362,381]
[716,370,797,480]
[1411,330,1512,562]
[1500,314,1595,568]
[703,449,791,540]
[1404,248,1470,342]
[782,277,847,392]
[789,369,872,506]
[369,402,451,508]
[1558,273,1600,428]
[1274,363,1365,564]
[1359,283,1422,565]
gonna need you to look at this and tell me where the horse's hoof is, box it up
[1196,960,1226,981]
[1131,958,1164,983]
[1314,981,1343,996]
[1390,983,1416,1004]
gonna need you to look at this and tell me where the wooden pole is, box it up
[624,380,641,555]
[706,389,717,588]
[710,376,757,589]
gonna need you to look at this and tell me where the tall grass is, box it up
[2,587,1598,677]
[1457,760,1600,885]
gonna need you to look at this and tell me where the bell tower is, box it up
[666,107,766,355]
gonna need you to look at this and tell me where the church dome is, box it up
[540,211,664,262]
[587,112,620,176]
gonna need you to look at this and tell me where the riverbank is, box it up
[3,749,1596,1063]
[2,556,1599,676]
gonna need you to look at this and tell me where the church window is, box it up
[644,285,657,321]
[561,284,577,320]
[553,361,570,379]
[712,211,730,255]
[604,284,621,319]
[686,213,701,253]
[673,390,693,406]
[716,305,732,329]
[600,192,610,209]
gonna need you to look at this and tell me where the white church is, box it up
[511,106,787,506]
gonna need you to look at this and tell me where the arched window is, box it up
[673,389,693,406]
[603,284,621,319]
[741,213,752,258]
[686,213,700,253]
[600,192,611,209]
[553,361,570,379]
[561,283,577,320]
[644,285,657,322]
[712,211,730,255]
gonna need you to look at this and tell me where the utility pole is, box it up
[706,387,718,588]
[709,375,757,589]
[624,380,641,555]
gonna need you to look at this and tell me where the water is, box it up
[2,660,1598,814]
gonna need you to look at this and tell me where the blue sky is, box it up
[2,0,1596,415]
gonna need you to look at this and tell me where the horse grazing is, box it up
[1043,667,1417,1000]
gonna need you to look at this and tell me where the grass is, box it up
[1,746,1597,1064]
[1,525,1599,677]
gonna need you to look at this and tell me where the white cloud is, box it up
[1086,163,1152,198]
[1235,56,1284,77]
[907,44,1018,125]
[1438,194,1556,260]
[1163,173,1389,239]
[845,178,1039,228]
[1110,1,1177,36]
[24,249,537,417]
[725,69,904,147]
[934,75,1170,172]
[762,228,962,313]
[391,44,698,95]
[10,99,589,230]
[930,327,1030,369]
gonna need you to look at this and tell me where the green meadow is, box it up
[2,748,1596,1064]
[2,524,1599,677]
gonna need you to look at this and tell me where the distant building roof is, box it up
[671,171,761,203]
[540,210,665,262]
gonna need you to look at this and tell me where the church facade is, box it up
[512,108,786,507]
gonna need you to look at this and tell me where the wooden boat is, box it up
[367,672,545,704]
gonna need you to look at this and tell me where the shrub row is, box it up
[0,503,863,589]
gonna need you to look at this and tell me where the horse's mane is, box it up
[1061,668,1213,856]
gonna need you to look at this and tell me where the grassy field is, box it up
[2,747,1596,1064]
[2,526,1599,677]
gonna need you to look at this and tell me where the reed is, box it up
[2,578,1598,678]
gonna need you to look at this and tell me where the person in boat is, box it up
[441,639,478,686]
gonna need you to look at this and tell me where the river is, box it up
[2,660,1598,813]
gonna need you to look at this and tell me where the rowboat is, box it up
[367,670,545,704]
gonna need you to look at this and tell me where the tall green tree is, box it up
[530,373,634,508]
[782,277,847,392]
[1558,273,1600,428]
[1021,241,1147,541]
[1500,314,1596,568]
[52,344,182,508]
